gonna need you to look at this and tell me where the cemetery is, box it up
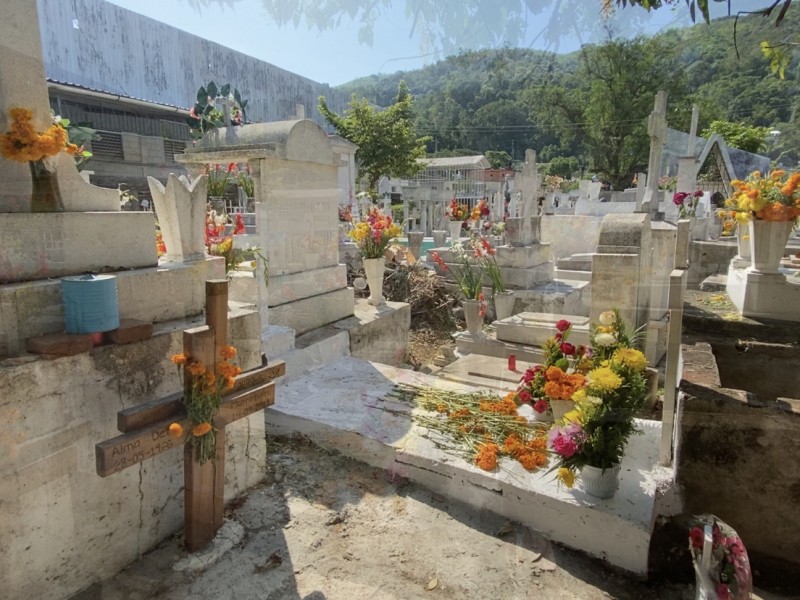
[1,1,799,599]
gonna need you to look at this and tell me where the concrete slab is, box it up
[454,330,545,365]
[496,312,590,347]
[269,356,674,576]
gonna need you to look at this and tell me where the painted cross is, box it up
[95,280,285,551]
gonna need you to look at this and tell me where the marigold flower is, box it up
[192,422,213,437]
[474,443,498,471]
[220,345,237,360]
[168,422,184,438]
[518,451,548,471]
[612,347,648,372]
[186,361,206,377]
[171,353,187,365]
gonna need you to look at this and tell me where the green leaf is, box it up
[197,86,208,104]
[220,83,231,97]
[207,81,218,99]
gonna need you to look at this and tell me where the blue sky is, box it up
[106,0,778,86]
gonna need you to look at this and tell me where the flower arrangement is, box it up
[347,207,402,259]
[472,235,506,294]
[548,309,649,487]
[515,319,589,417]
[206,208,246,272]
[187,81,248,140]
[658,175,677,192]
[673,189,705,218]
[447,198,469,222]
[689,516,752,600]
[0,108,80,162]
[724,170,800,222]
[169,345,243,463]
[470,197,490,222]
[204,163,235,197]
[432,243,484,303]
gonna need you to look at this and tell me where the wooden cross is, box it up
[95,280,285,552]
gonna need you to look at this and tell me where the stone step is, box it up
[268,356,672,577]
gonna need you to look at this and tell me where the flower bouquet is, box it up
[235,163,255,197]
[514,319,589,421]
[470,197,490,222]
[347,207,402,259]
[432,243,487,332]
[689,516,752,600]
[472,236,505,294]
[447,198,469,222]
[673,189,705,218]
[169,344,243,463]
[204,163,233,197]
[547,310,649,494]
[725,169,800,222]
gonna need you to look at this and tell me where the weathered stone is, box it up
[148,174,208,263]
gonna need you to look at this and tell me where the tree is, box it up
[319,82,431,197]
[701,121,770,153]
[485,150,512,168]
[546,156,579,179]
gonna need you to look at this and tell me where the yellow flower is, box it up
[557,467,575,488]
[612,347,648,372]
[561,409,582,424]
[598,311,615,326]
[587,366,622,393]
[572,388,587,403]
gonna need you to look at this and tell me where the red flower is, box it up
[689,526,704,549]
[673,191,689,206]
[431,251,448,272]
[517,389,532,403]
[521,368,536,383]
[555,319,571,332]
[693,189,704,198]
[554,332,563,342]
[533,398,549,413]
[234,213,245,235]
[560,342,576,356]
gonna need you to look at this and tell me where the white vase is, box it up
[448,220,463,242]
[749,220,794,274]
[551,399,575,422]
[493,290,515,322]
[432,230,447,247]
[580,464,621,499]
[529,401,553,423]
[461,299,483,336]
[362,257,385,306]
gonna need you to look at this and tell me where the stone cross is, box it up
[95,280,285,552]
[642,91,668,217]
[517,149,538,217]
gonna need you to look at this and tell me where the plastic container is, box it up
[61,274,120,334]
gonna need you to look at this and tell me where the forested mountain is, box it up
[336,10,799,187]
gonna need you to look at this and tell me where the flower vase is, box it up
[493,290,515,322]
[448,220,462,242]
[208,195,226,214]
[363,257,385,306]
[29,158,64,212]
[579,464,621,499]
[734,226,751,269]
[529,401,553,423]
[432,230,447,248]
[550,399,575,423]
[462,299,483,336]
[749,220,794,274]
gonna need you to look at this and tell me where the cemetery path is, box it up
[75,436,694,600]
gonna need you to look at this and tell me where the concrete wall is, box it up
[540,215,604,261]
[0,310,264,600]
[687,240,737,289]
[677,340,800,588]
[37,0,349,124]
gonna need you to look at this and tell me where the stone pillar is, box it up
[148,174,208,263]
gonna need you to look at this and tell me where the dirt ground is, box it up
[74,436,698,600]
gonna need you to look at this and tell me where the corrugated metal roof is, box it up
[420,156,492,169]
[48,79,187,112]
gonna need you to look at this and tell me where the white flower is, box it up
[598,311,615,326]
[587,395,603,405]
[594,332,617,347]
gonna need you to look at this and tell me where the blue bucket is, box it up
[61,274,120,334]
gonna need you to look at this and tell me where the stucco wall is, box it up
[0,310,265,600]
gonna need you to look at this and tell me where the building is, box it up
[37,0,350,199]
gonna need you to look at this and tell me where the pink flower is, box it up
[555,319,571,332]
[693,189,704,197]
[533,398,549,413]
[521,368,536,383]
[551,434,578,458]
[560,342,576,356]
[715,583,730,600]
[517,389,532,403]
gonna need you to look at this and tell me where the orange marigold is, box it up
[502,434,526,458]
[474,443,499,471]
[171,353,187,365]
[220,345,237,360]
[167,422,184,438]
[186,361,206,377]
[517,451,548,471]
[192,422,213,437]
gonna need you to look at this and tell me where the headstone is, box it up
[516,150,538,217]
[407,231,424,259]
[148,174,208,263]
[432,230,447,248]
[641,92,668,217]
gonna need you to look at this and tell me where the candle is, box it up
[508,354,516,371]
